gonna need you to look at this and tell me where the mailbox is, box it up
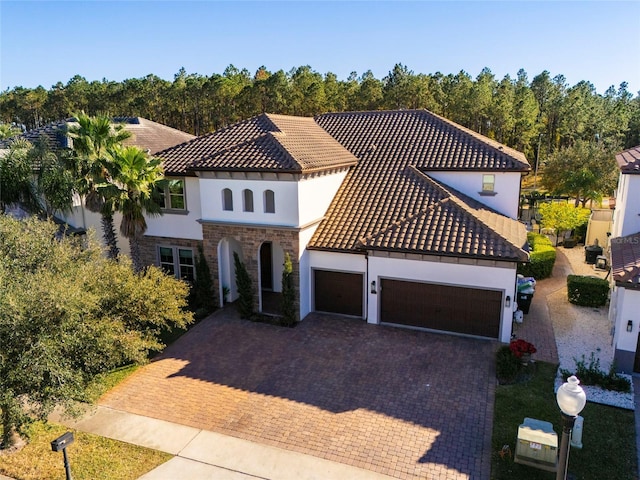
[514,418,557,472]
[51,432,75,452]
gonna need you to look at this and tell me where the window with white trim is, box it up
[222,188,233,211]
[156,178,186,210]
[264,189,275,213]
[482,174,495,193]
[243,189,254,212]
[158,246,195,282]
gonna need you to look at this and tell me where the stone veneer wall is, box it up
[138,235,204,273]
[201,223,300,319]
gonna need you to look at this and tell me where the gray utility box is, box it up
[514,417,558,472]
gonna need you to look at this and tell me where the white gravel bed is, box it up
[549,247,633,410]
[554,374,634,410]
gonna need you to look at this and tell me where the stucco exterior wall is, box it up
[427,171,522,219]
[145,177,203,240]
[612,286,640,372]
[612,173,640,238]
[199,178,299,226]
[297,172,348,226]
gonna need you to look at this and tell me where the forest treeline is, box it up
[1,64,639,159]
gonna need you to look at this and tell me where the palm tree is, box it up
[108,145,164,272]
[67,112,131,259]
[0,138,38,213]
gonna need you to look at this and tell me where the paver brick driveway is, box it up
[100,309,497,480]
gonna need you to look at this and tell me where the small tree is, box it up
[0,216,193,448]
[189,245,216,316]
[280,252,296,327]
[539,202,590,244]
[233,252,254,319]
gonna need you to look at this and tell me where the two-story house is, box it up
[609,145,640,372]
[143,110,530,343]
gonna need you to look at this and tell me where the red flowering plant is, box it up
[509,339,537,358]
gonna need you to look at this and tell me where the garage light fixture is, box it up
[505,296,511,308]
[627,320,633,332]
[370,280,377,294]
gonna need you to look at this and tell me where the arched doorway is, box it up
[217,237,243,308]
[259,241,285,314]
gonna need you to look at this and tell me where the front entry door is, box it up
[260,242,273,290]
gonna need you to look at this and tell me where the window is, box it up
[158,246,195,282]
[156,179,186,210]
[264,189,275,213]
[222,188,233,211]
[482,174,495,193]
[243,189,254,212]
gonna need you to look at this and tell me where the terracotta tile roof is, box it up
[616,145,640,174]
[610,232,640,284]
[309,110,529,260]
[156,113,358,175]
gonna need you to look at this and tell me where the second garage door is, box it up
[314,270,363,317]
[380,279,502,338]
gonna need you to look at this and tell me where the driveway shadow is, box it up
[101,309,496,479]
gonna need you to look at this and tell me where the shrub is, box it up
[188,245,216,318]
[517,232,556,279]
[560,352,631,393]
[233,252,254,319]
[280,252,296,327]
[496,346,521,384]
[567,275,609,307]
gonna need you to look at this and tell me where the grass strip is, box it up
[0,421,171,480]
[492,361,637,479]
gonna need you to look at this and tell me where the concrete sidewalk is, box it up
[52,406,396,480]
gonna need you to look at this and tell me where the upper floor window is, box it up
[264,189,275,213]
[156,178,186,210]
[158,246,195,282]
[222,188,233,211]
[243,189,254,212]
[481,174,495,193]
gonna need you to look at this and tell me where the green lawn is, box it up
[0,422,171,480]
[492,362,637,479]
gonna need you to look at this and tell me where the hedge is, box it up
[567,275,609,307]
[517,233,556,279]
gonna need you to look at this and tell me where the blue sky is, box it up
[1,1,639,95]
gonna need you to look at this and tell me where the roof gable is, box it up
[616,145,640,174]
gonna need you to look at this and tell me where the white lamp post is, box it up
[555,376,586,480]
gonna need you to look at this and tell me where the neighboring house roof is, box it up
[0,117,194,159]
[610,232,640,285]
[156,113,359,175]
[114,117,195,155]
[0,120,70,150]
[616,145,640,174]
[309,110,529,260]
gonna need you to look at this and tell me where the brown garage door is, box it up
[380,279,502,338]
[314,270,363,317]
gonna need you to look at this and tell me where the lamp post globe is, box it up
[555,376,586,480]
